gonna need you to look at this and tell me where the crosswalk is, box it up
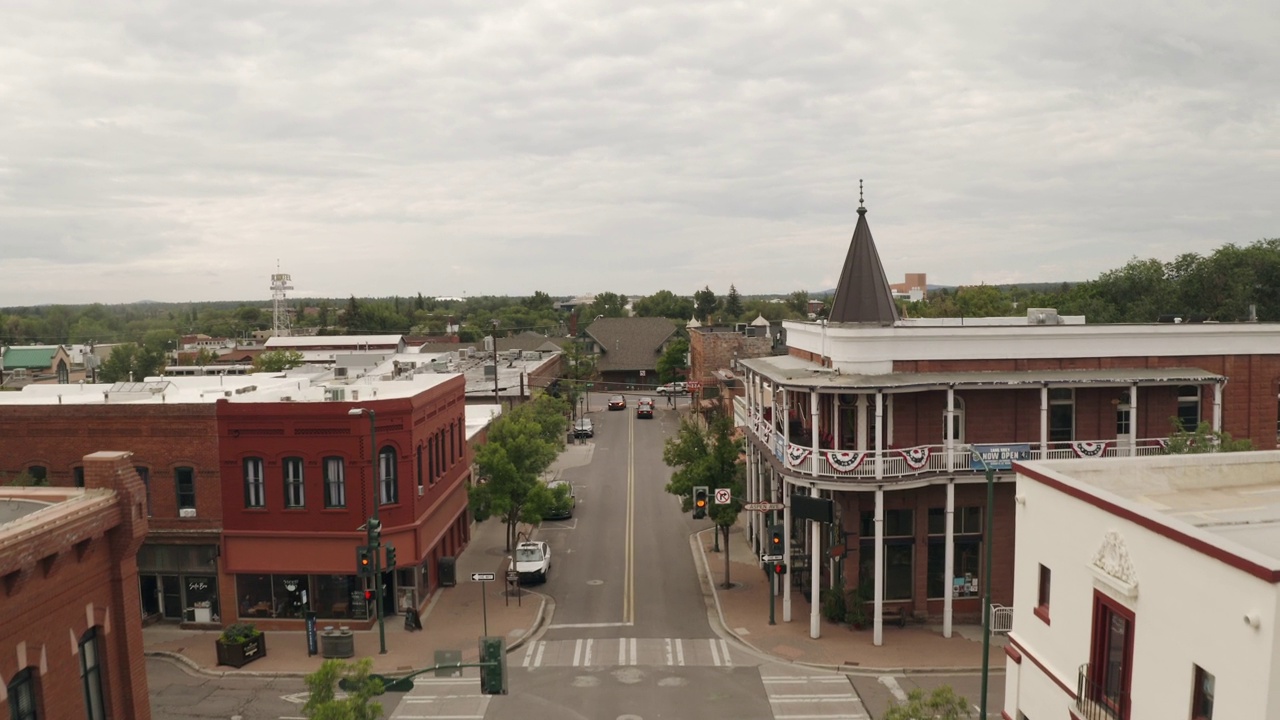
[519,637,741,669]
[760,665,869,720]
[389,672,491,720]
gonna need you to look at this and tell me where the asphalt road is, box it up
[147,657,310,720]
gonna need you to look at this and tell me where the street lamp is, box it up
[348,407,386,654]
[969,446,996,720]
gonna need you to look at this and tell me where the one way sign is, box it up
[471,572,496,582]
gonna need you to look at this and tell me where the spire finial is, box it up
[859,179,864,208]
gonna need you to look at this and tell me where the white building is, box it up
[1004,451,1280,720]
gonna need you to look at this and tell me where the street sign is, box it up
[743,501,785,512]
[471,572,497,582]
[761,554,783,562]
[714,488,731,505]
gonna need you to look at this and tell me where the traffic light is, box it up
[479,636,508,695]
[366,517,382,542]
[356,545,374,576]
[364,589,374,602]
[693,486,709,519]
[768,524,784,552]
[384,544,397,570]
[772,562,788,576]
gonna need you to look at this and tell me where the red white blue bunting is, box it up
[825,450,867,473]
[1071,441,1110,458]
[898,446,931,470]
[786,444,812,467]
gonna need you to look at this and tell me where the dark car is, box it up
[636,398,654,418]
[608,395,626,410]
[573,418,594,438]
[543,480,576,520]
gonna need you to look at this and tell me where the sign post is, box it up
[472,572,496,636]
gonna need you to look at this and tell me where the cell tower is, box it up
[271,264,294,337]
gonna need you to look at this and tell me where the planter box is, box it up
[216,634,267,668]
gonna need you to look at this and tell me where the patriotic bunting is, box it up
[899,446,931,470]
[786,444,812,467]
[825,450,867,473]
[1071,441,1109,458]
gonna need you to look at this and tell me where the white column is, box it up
[810,484,821,639]
[874,392,884,481]
[886,394,895,447]
[943,480,955,638]
[783,476,793,622]
[1039,385,1049,456]
[856,394,868,451]
[1213,381,1224,433]
[873,487,885,646]
[811,389,821,477]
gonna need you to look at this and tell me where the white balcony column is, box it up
[873,486,885,646]
[811,389,821,472]
[782,387,791,446]
[1213,381,1224,433]
[1130,383,1140,455]
[945,386,956,472]
[943,480,955,638]
[1039,385,1049,456]
[783,476,793,623]
[810,484,821,639]
[874,392,885,481]
[857,394,868,451]
[886,394,895,447]
[746,446,756,548]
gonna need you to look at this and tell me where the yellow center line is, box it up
[624,408,636,624]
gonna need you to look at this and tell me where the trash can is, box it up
[439,556,457,587]
[320,627,354,659]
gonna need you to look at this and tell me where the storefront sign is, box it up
[970,443,1032,471]
[305,612,318,656]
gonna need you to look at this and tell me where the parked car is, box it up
[608,395,626,410]
[636,398,654,418]
[656,382,687,395]
[573,418,594,438]
[543,480,576,520]
[513,541,551,583]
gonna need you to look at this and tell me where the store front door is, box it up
[161,575,183,620]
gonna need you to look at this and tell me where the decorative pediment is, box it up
[1089,530,1138,599]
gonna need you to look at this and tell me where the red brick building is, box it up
[216,375,472,629]
[736,202,1280,647]
[1,451,151,720]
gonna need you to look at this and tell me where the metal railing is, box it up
[990,604,1013,634]
[1075,663,1128,720]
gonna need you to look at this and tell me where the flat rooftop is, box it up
[1024,451,1280,568]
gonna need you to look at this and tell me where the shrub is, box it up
[219,622,260,644]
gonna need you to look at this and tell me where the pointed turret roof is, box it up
[827,191,900,325]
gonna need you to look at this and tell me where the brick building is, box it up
[736,201,1280,648]
[1,451,151,720]
[688,318,774,416]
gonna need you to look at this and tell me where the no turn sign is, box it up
[714,488,731,505]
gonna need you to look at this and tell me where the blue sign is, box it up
[305,612,318,656]
[773,434,785,462]
[971,443,1032,471]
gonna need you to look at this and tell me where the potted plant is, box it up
[215,622,267,668]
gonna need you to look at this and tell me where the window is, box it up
[1049,388,1074,442]
[926,507,983,599]
[324,457,346,508]
[1191,665,1214,720]
[860,509,915,601]
[1036,565,1051,624]
[7,667,38,720]
[378,446,398,505]
[1178,385,1201,431]
[1086,592,1134,719]
[1116,393,1131,436]
[943,396,966,443]
[416,445,424,494]
[26,466,47,483]
[175,466,196,510]
[73,467,85,488]
[283,457,305,508]
[135,467,152,516]
[243,457,265,508]
[79,628,106,720]
[449,424,455,465]
[428,436,438,485]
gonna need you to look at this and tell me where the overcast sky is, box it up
[2,1,1277,306]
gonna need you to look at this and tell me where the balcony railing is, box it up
[1075,663,1128,720]
[744,412,1169,481]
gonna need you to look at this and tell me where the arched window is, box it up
[378,446,398,504]
[943,396,967,444]
[79,627,106,720]
[7,667,39,720]
[243,457,265,508]
[324,457,346,508]
[283,457,305,508]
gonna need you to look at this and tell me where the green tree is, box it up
[1164,419,1254,454]
[724,284,744,320]
[656,337,689,383]
[633,290,695,320]
[587,292,629,318]
[468,395,568,551]
[693,286,719,323]
[98,343,166,382]
[255,349,306,372]
[883,686,972,720]
[302,658,383,720]
[663,416,744,583]
[786,290,809,316]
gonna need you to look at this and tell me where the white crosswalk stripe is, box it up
[760,666,868,720]
[516,637,745,668]
[388,674,491,720]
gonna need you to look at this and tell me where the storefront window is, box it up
[237,575,275,618]
[273,575,309,618]
[314,575,366,619]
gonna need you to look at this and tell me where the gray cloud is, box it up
[1,0,1277,305]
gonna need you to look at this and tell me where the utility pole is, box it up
[491,320,500,406]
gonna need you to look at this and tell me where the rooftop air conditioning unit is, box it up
[179,508,196,518]
[1027,308,1060,325]
[325,387,346,402]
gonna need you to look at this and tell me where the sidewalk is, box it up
[144,444,1002,676]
